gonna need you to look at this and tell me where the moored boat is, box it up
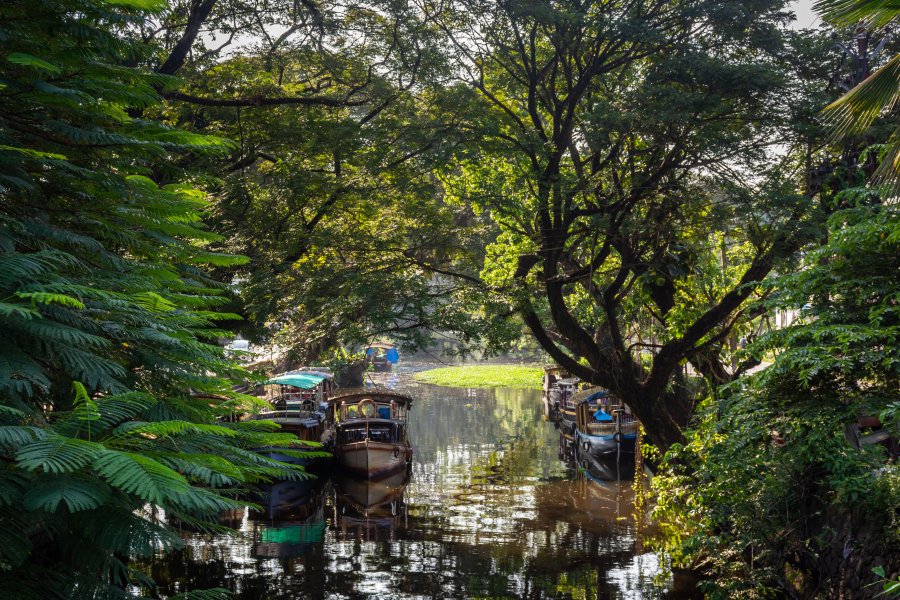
[573,388,638,464]
[541,365,569,421]
[554,377,582,429]
[364,342,399,372]
[325,388,413,479]
[246,369,335,467]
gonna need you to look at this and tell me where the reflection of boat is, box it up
[249,479,326,558]
[364,342,399,372]
[576,448,636,480]
[246,370,335,467]
[325,388,413,479]
[334,470,408,535]
[573,389,638,465]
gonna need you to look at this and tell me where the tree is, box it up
[817,0,900,193]
[430,0,828,450]
[652,198,900,597]
[0,0,311,596]
[141,0,518,362]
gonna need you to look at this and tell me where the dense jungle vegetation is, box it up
[0,0,897,597]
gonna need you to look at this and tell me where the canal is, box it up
[148,376,674,598]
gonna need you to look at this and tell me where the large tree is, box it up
[429,0,832,450]
[140,0,509,361]
[0,0,312,596]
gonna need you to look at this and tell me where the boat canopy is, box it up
[327,388,413,407]
[266,373,328,389]
[571,386,609,405]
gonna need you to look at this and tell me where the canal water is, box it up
[148,377,674,599]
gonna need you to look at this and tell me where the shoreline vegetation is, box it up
[412,365,543,389]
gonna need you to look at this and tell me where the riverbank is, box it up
[412,364,542,389]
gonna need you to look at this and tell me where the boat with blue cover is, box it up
[246,369,335,467]
[572,387,638,464]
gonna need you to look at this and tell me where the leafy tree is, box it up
[143,0,514,362]
[428,0,831,450]
[0,0,311,596]
[652,199,899,597]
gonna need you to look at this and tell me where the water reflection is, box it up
[148,379,679,599]
[250,480,327,558]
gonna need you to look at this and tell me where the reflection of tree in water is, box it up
[145,381,675,599]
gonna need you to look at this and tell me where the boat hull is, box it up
[575,430,636,459]
[336,440,411,479]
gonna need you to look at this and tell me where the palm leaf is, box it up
[16,437,105,473]
[92,450,190,504]
[813,0,900,28]
[22,473,111,513]
[0,426,46,451]
[821,53,900,138]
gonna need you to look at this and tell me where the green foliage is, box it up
[817,0,900,194]
[652,203,900,597]
[872,566,900,597]
[0,0,307,596]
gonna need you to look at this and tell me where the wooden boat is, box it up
[541,365,569,421]
[246,369,335,467]
[573,388,638,464]
[325,388,413,479]
[553,377,582,429]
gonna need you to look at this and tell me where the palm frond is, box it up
[92,451,190,504]
[16,437,105,473]
[821,53,900,138]
[22,473,111,513]
[813,0,900,29]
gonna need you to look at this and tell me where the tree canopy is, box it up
[0,0,316,596]
[2,0,898,596]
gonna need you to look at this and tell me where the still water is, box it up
[149,378,673,599]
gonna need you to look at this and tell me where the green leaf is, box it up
[93,450,190,504]
[22,474,111,512]
[101,0,169,13]
[16,291,85,309]
[814,0,900,29]
[16,437,105,473]
[5,52,61,74]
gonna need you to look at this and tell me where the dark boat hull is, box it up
[575,430,636,459]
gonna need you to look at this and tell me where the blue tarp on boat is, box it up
[593,409,614,422]
[266,373,327,389]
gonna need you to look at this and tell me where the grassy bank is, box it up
[413,365,543,389]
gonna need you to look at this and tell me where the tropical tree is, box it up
[427,0,831,450]
[0,0,313,596]
[141,0,516,362]
[652,197,900,597]
[816,0,900,193]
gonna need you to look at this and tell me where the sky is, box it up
[791,0,820,29]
